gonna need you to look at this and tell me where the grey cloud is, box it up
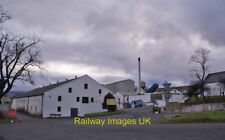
[177,0,225,47]
[1,0,225,91]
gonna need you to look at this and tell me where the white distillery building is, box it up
[204,71,225,96]
[11,75,112,118]
[156,86,189,103]
[114,92,152,109]
[105,79,136,93]
[104,79,152,109]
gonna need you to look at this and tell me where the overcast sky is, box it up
[1,0,225,91]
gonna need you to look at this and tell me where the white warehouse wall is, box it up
[11,99,17,109]
[206,82,224,96]
[27,96,43,116]
[11,96,43,116]
[43,75,111,118]
[16,98,28,111]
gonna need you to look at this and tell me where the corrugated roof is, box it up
[16,77,81,98]
[204,71,225,84]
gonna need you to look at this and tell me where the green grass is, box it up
[84,110,123,117]
[156,110,225,124]
[185,96,225,105]
[0,118,16,124]
[167,96,225,108]
[168,103,184,107]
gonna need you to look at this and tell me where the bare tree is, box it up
[190,47,210,103]
[0,6,42,103]
[0,6,11,24]
[187,82,201,99]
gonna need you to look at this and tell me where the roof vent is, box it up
[75,76,77,79]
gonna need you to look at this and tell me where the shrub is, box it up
[102,93,117,112]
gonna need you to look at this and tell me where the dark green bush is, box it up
[102,93,117,112]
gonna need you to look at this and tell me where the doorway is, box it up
[70,108,78,117]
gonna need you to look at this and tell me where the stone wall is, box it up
[166,103,225,113]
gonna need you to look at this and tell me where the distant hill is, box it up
[8,91,25,95]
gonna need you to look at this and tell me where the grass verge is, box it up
[84,110,123,117]
[0,117,16,124]
[185,96,225,105]
[168,102,184,107]
[168,96,225,107]
[156,110,225,124]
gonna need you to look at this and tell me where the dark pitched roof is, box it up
[16,77,81,98]
[205,71,225,84]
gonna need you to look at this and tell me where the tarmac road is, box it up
[0,108,225,140]
[0,118,225,140]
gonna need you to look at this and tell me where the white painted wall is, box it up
[169,94,185,103]
[11,99,17,109]
[16,97,28,111]
[129,94,151,103]
[42,75,111,117]
[150,93,166,107]
[115,92,151,109]
[114,92,124,109]
[155,100,166,107]
[11,96,43,116]
[27,96,43,116]
[206,82,224,96]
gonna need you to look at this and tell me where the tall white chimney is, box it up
[138,57,141,94]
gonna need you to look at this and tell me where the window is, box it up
[58,96,62,101]
[57,106,61,112]
[99,89,102,94]
[82,97,89,103]
[84,84,88,89]
[77,97,80,102]
[127,97,129,102]
[35,106,37,112]
[118,98,120,104]
[91,97,94,102]
[68,88,72,93]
